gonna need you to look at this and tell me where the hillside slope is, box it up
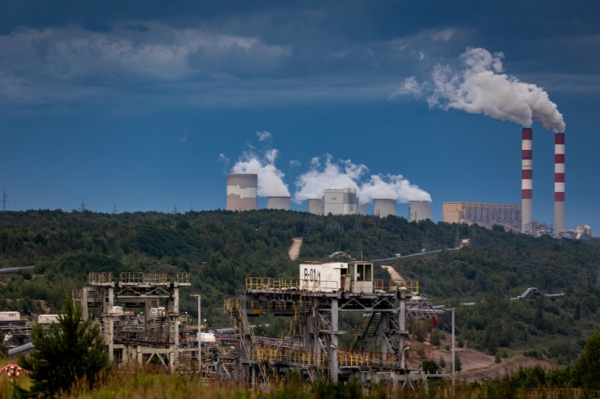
[0,209,598,364]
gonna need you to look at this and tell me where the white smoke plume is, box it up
[232,149,290,196]
[359,174,431,203]
[403,47,566,132]
[294,155,431,204]
[294,155,365,202]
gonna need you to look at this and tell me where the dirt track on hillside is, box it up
[288,237,303,260]
[430,344,557,382]
[382,265,403,281]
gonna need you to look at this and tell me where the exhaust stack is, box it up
[555,133,565,235]
[521,128,533,233]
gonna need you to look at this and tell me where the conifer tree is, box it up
[18,296,110,397]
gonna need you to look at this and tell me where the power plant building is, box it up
[409,201,432,222]
[443,202,521,230]
[266,196,291,210]
[373,199,396,218]
[323,188,358,215]
[226,174,258,212]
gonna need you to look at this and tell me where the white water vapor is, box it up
[294,155,365,202]
[294,155,431,204]
[359,174,431,203]
[402,47,566,132]
[231,149,290,196]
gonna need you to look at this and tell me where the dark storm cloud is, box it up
[0,0,598,110]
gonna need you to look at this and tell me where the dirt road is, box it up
[382,265,403,281]
[288,237,303,260]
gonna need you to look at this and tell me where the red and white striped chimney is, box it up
[555,133,565,235]
[522,128,533,233]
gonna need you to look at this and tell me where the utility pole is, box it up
[451,308,456,395]
[191,294,201,375]
[1,191,7,211]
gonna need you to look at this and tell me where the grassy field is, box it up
[1,360,600,399]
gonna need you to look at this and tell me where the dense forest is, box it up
[1,209,599,364]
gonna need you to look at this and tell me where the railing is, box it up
[338,350,396,367]
[245,277,274,290]
[245,276,419,294]
[272,277,300,289]
[242,344,396,368]
[176,273,191,285]
[90,272,113,284]
[88,272,190,286]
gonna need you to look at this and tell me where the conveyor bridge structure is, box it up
[73,272,192,373]
[223,260,452,391]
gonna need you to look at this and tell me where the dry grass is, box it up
[1,360,599,399]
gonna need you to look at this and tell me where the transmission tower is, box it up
[422,230,431,253]
[581,268,588,287]
[81,199,86,213]
[113,204,118,214]
[454,226,460,248]
[2,191,8,211]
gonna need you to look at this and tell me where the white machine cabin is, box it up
[38,314,60,324]
[299,261,373,293]
[0,311,20,322]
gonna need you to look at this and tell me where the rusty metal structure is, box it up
[73,272,192,372]
[223,261,455,390]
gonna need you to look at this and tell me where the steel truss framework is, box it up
[74,272,191,373]
[224,284,456,391]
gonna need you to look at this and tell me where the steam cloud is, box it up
[294,155,431,203]
[360,175,432,203]
[294,156,364,202]
[231,149,290,196]
[400,47,566,133]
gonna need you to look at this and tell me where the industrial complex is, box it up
[224,128,590,240]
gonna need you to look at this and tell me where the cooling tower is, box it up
[358,202,368,215]
[373,199,396,218]
[266,196,290,210]
[409,201,432,222]
[307,198,323,215]
[521,128,533,233]
[226,174,257,211]
[554,133,565,235]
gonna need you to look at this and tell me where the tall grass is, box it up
[2,365,599,399]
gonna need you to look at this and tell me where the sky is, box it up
[0,0,599,231]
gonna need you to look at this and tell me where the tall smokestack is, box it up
[555,133,565,235]
[521,128,533,233]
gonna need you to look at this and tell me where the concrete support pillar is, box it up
[81,288,89,321]
[379,313,388,365]
[107,286,115,362]
[399,298,406,370]
[330,298,339,383]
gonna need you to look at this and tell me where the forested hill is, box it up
[1,209,599,362]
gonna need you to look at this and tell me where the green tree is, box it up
[421,359,439,374]
[454,354,462,372]
[18,296,110,397]
[571,330,600,390]
[0,330,6,358]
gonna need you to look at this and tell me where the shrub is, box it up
[18,296,110,397]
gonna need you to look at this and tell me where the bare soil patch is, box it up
[288,238,303,260]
